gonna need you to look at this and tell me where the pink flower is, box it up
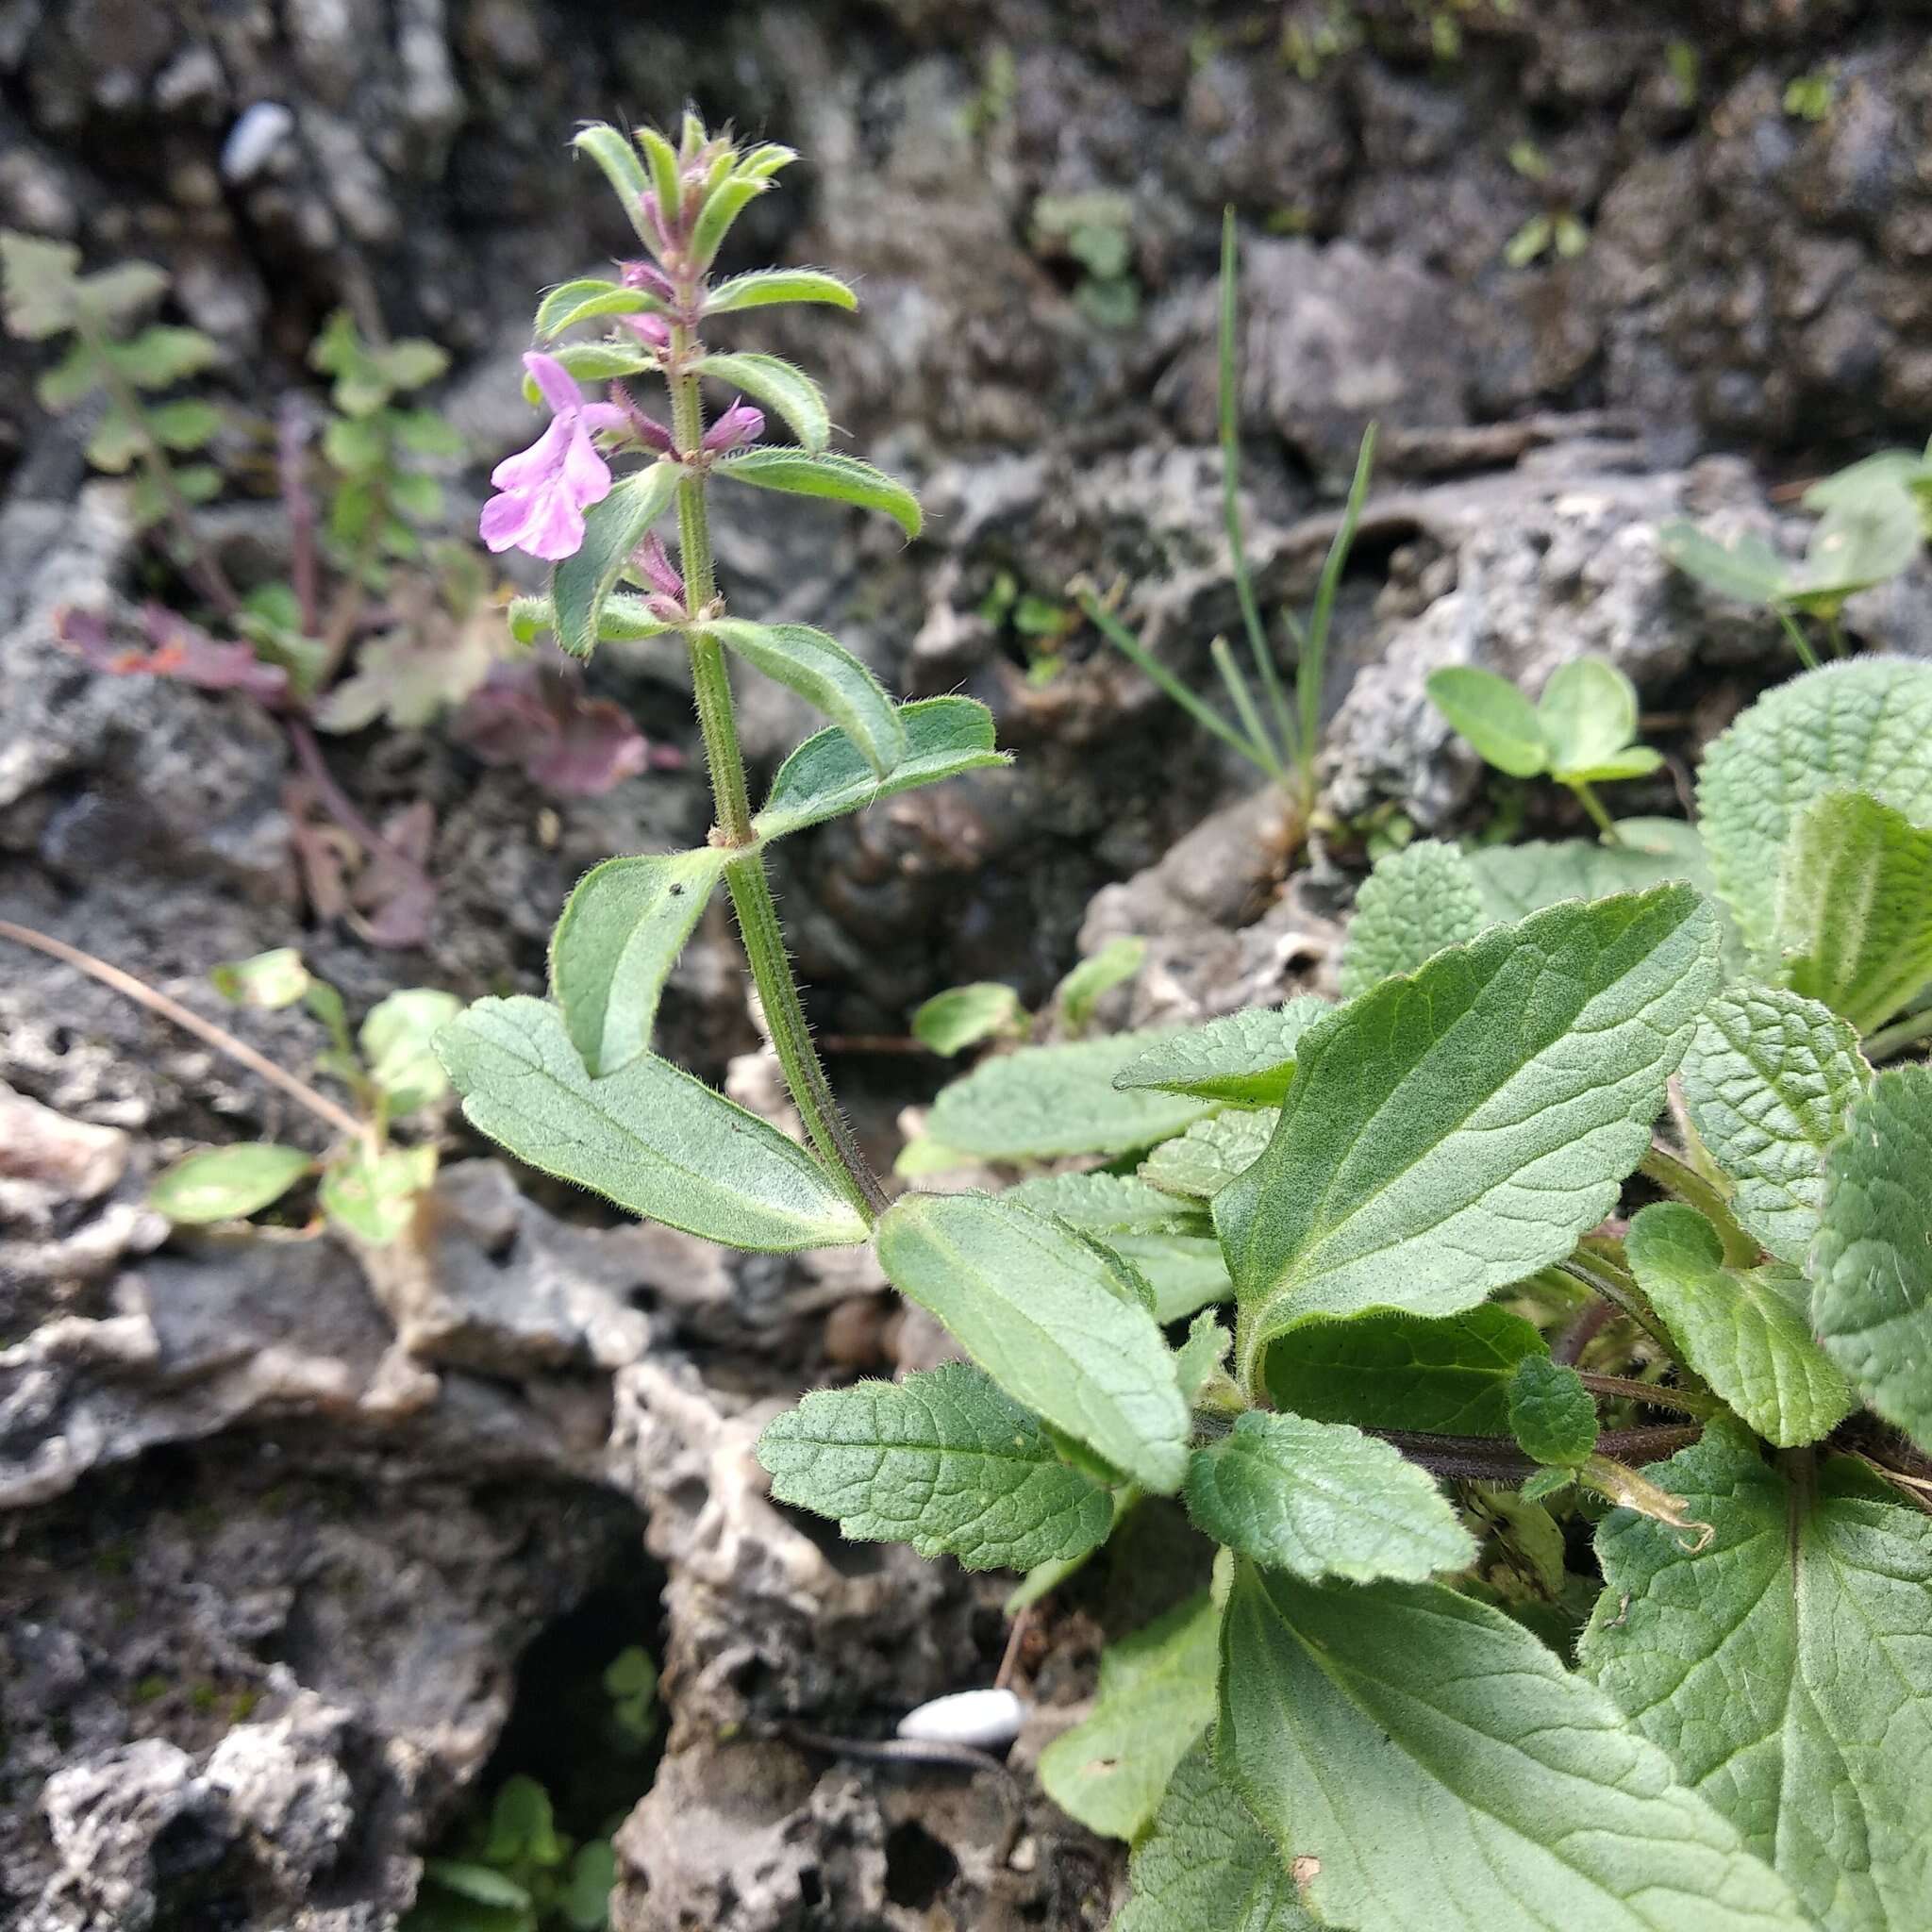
[479,353,629,563]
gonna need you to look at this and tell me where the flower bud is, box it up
[701,400,765,455]
[644,593,688,627]
[621,258,677,302]
[634,532,685,602]
[615,388,677,454]
[618,311,672,350]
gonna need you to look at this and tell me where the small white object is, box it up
[222,103,295,185]
[895,1686,1026,1751]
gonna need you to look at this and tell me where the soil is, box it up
[3,2,1930,1927]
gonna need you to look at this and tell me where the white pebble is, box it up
[896,1686,1026,1750]
[222,103,295,185]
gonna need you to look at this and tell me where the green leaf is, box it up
[1624,1202,1854,1448]
[1812,1064,1932,1452]
[1003,1171,1207,1236]
[549,462,680,659]
[1115,1740,1319,1932]
[756,1363,1114,1571]
[1583,1424,1932,1930]
[560,1840,616,1931]
[34,342,102,409]
[1339,840,1486,1000]
[692,350,827,454]
[873,1191,1191,1491]
[76,259,169,326]
[1507,1356,1600,1466]
[1220,1561,1812,1932]
[1103,1232,1232,1322]
[211,947,310,1009]
[424,1858,532,1909]
[1036,1593,1219,1841]
[572,125,654,243]
[85,408,143,473]
[1139,1108,1276,1200]
[701,619,904,777]
[549,849,729,1077]
[1569,745,1666,784]
[1054,936,1146,1031]
[535,277,658,339]
[1263,1306,1550,1435]
[437,995,869,1251]
[1774,790,1932,1032]
[1426,664,1548,777]
[522,341,658,394]
[704,268,858,315]
[1791,484,1921,607]
[1174,1309,1232,1404]
[1681,985,1870,1265]
[1539,658,1641,778]
[927,1031,1218,1162]
[910,982,1024,1057]
[1113,997,1326,1107]
[1465,834,1703,925]
[1698,658,1932,967]
[1216,890,1720,1384]
[634,125,683,225]
[714,447,922,539]
[1659,521,1789,607]
[1,230,82,338]
[1186,1411,1474,1582]
[319,1142,435,1244]
[359,988,463,1113]
[110,325,218,389]
[150,1144,311,1224]
[375,338,448,393]
[690,173,768,268]
[391,408,465,458]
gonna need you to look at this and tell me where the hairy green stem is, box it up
[1570,778,1622,843]
[1775,606,1821,671]
[1574,1372,1725,1421]
[1561,1246,1680,1361]
[666,339,883,1220]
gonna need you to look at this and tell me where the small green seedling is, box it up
[912,935,1146,1058]
[406,1776,617,1932]
[1028,192,1141,329]
[1425,655,1661,839]
[1502,142,1589,268]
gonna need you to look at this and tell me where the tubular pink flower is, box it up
[634,532,685,602]
[479,353,628,563]
[702,400,764,455]
[617,310,673,350]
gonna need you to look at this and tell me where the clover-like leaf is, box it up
[1507,1355,1600,1467]
[1186,1411,1474,1582]
[150,1143,312,1224]
[1220,1562,1812,1932]
[360,988,463,1113]
[1114,997,1327,1107]
[1625,1202,1855,1449]
[1658,521,1790,607]
[756,1364,1113,1571]
[702,619,904,777]
[437,995,869,1251]
[1539,658,1644,779]
[550,462,680,660]
[873,1191,1190,1492]
[713,447,922,539]
[1339,840,1486,999]
[1584,1424,1932,1930]
[1426,664,1547,776]
[1215,889,1720,1386]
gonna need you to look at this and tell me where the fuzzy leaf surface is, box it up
[1774,790,1932,1032]
[713,447,921,538]
[1811,1064,1932,1451]
[753,696,1005,842]
[1507,1356,1600,1466]
[1113,997,1327,1107]
[756,1364,1112,1571]
[693,351,829,453]
[1466,835,1705,925]
[549,849,729,1075]
[1186,1411,1474,1582]
[1220,1562,1812,1932]
[1263,1306,1548,1435]
[1214,890,1720,1381]
[704,268,858,315]
[702,620,904,777]
[1680,985,1869,1265]
[1698,658,1932,965]
[1584,1424,1932,1930]
[1339,840,1486,1000]
[549,462,679,659]
[1138,1108,1276,1200]
[1003,1172,1207,1237]
[437,996,868,1251]
[873,1191,1190,1491]
[1036,1593,1218,1841]
[1626,1202,1855,1447]
[927,1033,1217,1162]
[1102,1232,1231,1322]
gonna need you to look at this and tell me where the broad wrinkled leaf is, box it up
[1507,1356,1600,1466]
[1426,664,1547,776]
[1584,1424,1932,1930]
[1116,1740,1319,1932]
[437,995,868,1251]
[693,350,828,453]
[1114,997,1326,1107]
[1263,1305,1549,1434]
[926,1032,1217,1162]
[1139,1108,1276,1200]
[1681,985,1870,1264]
[704,268,858,315]
[873,1191,1190,1491]
[754,695,1006,842]
[1811,1065,1932,1451]
[1626,1202,1855,1451]
[1055,936,1145,1031]
[1003,1171,1206,1237]
[1698,658,1932,965]
[1774,790,1932,1032]
[1220,1562,1812,1932]
[1658,522,1790,606]
[319,1141,435,1243]
[549,849,731,1076]
[714,447,922,539]
[1036,1593,1218,1841]
[1466,833,1704,925]
[1186,1411,1474,1582]
[360,989,462,1112]
[1216,890,1720,1385]
[311,617,495,733]
[1339,840,1486,999]
[702,619,904,777]
[150,1143,312,1224]
[756,1364,1113,1571]
[550,462,679,659]
[1540,658,1641,777]
[910,982,1024,1057]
